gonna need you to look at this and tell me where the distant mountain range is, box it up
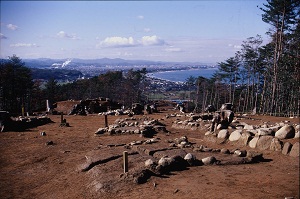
[1,57,215,81]
[21,58,212,69]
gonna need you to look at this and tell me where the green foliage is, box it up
[0,55,33,114]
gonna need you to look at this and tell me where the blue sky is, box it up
[0,1,270,64]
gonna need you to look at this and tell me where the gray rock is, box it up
[236,132,252,146]
[260,124,268,128]
[40,131,46,136]
[205,131,214,136]
[158,157,174,167]
[269,138,283,151]
[220,148,230,154]
[275,125,295,139]
[295,124,300,131]
[257,128,274,136]
[256,135,273,150]
[282,142,293,155]
[145,159,155,167]
[234,150,247,157]
[246,151,264,162]
[217,129,229,139]
[184,153,196,166]
[249,136,259,148]
[95,127,107,135]
[229,130,242,141]
[289,142,299,157]
[201,156,217,165]
[244,124,254,130]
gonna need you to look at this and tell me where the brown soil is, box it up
[0,107,299,199]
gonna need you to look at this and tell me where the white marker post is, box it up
[123,151,128,173]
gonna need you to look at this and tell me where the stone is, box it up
[46,141,54,145]
[184,153,196,166]
[95,127,107,135]
[234,150,247,157]
[275,125,295,139]
[40,131,46,136]
[248,136,259,148]
[256,136,273,150]
[244,124,254,130]
[220,148,230,154]
[237,132,252,146]
[229,130,242,142]
[289,142,299,157]
[246,151,264,162]
[201,156,217,165]
[295,124,300,131]
[217,129,229,139]
[282,142,293,155]
[158,157,174,167]
[257,128,274,136]
[294,131,299,139]
[145,159,155,167]
[269,138,283,151]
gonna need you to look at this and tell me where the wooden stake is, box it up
[104,114,108,127]
[61,112,64,123]
[123,151,128,173]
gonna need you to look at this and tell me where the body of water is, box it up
[148,68,218,82]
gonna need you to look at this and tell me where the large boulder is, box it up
[256,135,273,150]
[217,129,229,139]
[236,132,252,146]
[249,136,259,148]
[275,125,295,139]
[269,138,283,151]
[229,130,242,142]
[289,142,299,157]
[217,129,229,144]
[282,142,293,155]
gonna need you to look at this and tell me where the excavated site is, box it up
[0,102,299,199]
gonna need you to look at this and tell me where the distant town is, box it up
[21,57,215,82]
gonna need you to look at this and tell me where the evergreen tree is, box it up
[0,55,33,114]
[260,0,300,114]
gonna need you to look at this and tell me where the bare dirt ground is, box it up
[0,106,299,199]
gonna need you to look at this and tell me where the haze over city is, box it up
[1,1,270,64]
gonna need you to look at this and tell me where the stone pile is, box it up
[205,121,299,157]
[1,116,52,132]
[128,138,265,184]
[95,117,168,137]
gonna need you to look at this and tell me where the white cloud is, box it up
[139,35,166,46]
[0,33,8,39]
[137,15,144,20]
[99,36,136,47]
[97,35,167,48]
[57,31,80,40]
[10,43,39,47]
[7,24,18,30]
